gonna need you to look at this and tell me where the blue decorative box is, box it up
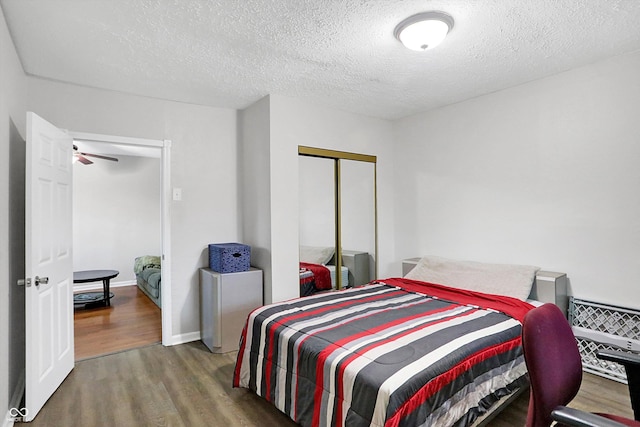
[208,243,250,273]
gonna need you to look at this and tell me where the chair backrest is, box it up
[522,303,584,427]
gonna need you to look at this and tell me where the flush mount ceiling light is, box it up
[394,11,454,51]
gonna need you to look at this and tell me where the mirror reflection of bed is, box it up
[299,246,371,296]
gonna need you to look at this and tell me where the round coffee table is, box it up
[73,269,119,307]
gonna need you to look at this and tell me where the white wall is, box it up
[27,78,238,341]
[393,51,640,310]
[73,155,161,285]
[238,96,273,302]
[0,5,27,423]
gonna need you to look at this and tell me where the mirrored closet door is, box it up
[298,155,335,251]
[298,146,377,293]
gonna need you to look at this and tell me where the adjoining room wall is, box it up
[393,51,640,309]
[73,155,161,285]
[27,77,238,342]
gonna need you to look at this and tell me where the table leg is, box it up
[103,278,111,306]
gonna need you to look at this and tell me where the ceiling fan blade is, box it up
[76,154,93,165]
[78,152,119,162]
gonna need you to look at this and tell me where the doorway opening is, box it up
[69,131,172,359]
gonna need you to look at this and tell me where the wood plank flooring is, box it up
[490,372,635,426]
[74,285,161,360]
[19,341,635,427]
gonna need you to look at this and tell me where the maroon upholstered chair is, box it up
[521,303,640,427]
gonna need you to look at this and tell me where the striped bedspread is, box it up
[233,278,534,427]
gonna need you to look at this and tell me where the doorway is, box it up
[69,131,173,353]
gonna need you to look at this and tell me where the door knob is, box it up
[34,276,49,286]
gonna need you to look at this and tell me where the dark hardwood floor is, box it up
[19,341,635,427]
[74,284,161,360]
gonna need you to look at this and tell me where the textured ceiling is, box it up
[2,0,640,120]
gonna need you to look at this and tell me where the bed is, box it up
[235,256,555,427]
[300,263,350,296]
[300,262,333,296]
[133,255,161,307]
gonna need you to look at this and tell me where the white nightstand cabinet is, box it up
[342,250,371,287]
[200,267,263,353]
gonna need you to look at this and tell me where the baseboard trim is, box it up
[168,331,201,346]
[3,370,25,427]
[73,280,136,292]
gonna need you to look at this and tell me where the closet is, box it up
[298,146,377,290]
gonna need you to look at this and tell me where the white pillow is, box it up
[299,245,335,265]
[404,255,540,301]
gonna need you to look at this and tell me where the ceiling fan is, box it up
[73,144,119,165]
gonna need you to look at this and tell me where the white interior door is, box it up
[24,112,74,421]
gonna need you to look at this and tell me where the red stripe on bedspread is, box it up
[379,277,534,322]
[300,262,332,290]
[384,337,522,427]
[232,319,249,388]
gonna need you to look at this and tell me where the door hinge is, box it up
[17,278,31,287]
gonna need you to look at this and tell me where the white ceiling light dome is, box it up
[394,11,454,51]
